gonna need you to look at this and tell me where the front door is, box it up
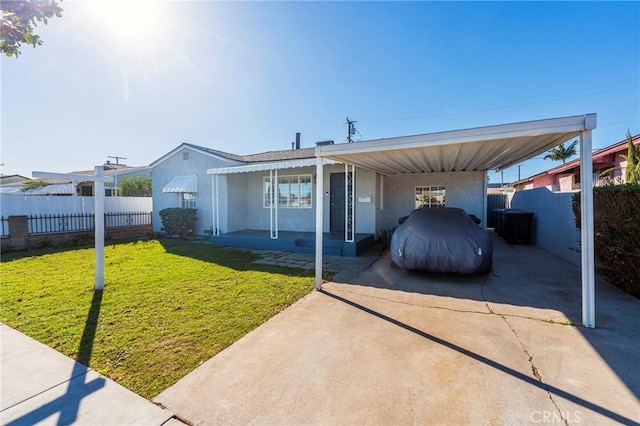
[330,173,345,232]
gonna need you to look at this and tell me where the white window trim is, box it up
[181,192,197,209]
[415,185,446,208]
[264,174,313,209]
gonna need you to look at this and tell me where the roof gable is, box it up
[150,143,317,169]
[149,143,244,168]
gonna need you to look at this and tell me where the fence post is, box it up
[7,216,29,250]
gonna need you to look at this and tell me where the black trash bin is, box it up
[502,211,534,244]
[493,208,522,237]
[493,208,507,236]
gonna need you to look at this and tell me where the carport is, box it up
[314,114,598,328]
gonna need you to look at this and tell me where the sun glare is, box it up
[88,0,167,53]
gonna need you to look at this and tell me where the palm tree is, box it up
[544,140,578,164]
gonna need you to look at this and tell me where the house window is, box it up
[415,186,446,208]
[264,175,312,208]
[182,193,196,208]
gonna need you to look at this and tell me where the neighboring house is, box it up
[0,175,31,194]
[510,133,640,191]
[0,175,74,196]
[2,164,150,196]
[73,162,151,196]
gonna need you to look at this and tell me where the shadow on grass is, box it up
[158,239,314,278]
[0,237,154,262]
[6,290,106,426]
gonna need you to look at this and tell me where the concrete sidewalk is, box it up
[0,324,178,426]
[155,236,640,425]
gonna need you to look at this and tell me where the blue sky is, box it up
[1,1,639,183]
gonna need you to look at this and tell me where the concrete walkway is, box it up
[0,324,179,426]
[250,248,382,272]
[155,236,640,425]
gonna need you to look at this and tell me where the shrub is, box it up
[119,176,152,197]
[573,183,640,297]
[35,237,54,249]
[64,233,94,247]
[159,208,197,238]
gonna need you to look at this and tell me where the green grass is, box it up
[0,239,314,399]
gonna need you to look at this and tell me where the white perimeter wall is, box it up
[511,188,581,266]
[0,195,152,216]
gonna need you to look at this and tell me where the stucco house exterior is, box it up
[150,114,602,328]
[150,138,486,255]
[510,133,639,192]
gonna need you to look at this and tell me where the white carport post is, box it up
[315,157,324,290]
[580,125,596,328]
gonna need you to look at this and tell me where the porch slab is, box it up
[211,230,375,256]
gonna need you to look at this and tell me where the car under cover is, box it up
[390,207,493,274]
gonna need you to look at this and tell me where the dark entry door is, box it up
[330,173,345,232]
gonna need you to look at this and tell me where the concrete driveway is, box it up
[154,235,640,425]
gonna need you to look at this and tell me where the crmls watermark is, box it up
[530,411,582,423]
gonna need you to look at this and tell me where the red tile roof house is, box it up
[510,133,640,192]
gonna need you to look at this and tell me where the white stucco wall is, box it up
[207,164,378,234]
[511,188,581,266]
[242,166,317,232]
[381,171,485,231]
[154,152,485,238]
[151,147,240,234]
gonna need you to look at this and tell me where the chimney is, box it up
[295,132,301,150]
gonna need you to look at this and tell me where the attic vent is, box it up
[183,151,189,160]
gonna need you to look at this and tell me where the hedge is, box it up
[572,184,640,298]
[159,208,198,238]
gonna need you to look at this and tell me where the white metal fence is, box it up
[0,195,152,216]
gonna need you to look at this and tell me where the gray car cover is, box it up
[391,207,492,274]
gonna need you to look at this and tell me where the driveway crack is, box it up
[481,279,569,426]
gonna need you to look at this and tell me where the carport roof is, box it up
[315,114,597,175]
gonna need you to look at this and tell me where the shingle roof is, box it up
[241,147,316,163]
[182,143,245,162]
[182,143,316,163]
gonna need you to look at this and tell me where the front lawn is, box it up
[0,240,314,399]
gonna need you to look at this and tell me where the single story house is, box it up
[150,137,487,256]
[510,133,639,191]
[152,114,600,328]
